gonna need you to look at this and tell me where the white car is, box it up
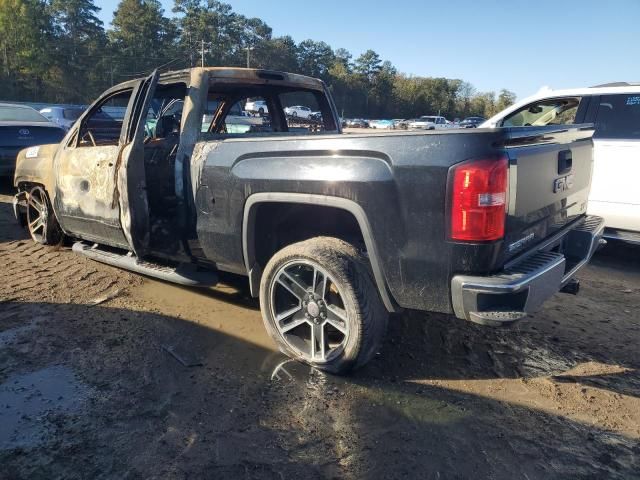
[284,105,312,118]
[369,120,395,129]
[481,82,640,242]
[39,106,85,131]
[244,99,268,115]
[408,116,451,130]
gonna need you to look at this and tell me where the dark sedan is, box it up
[0,103,66,177]
[346,118,369,128]
[458,116,486,128]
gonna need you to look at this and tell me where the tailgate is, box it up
[501,125,594,260]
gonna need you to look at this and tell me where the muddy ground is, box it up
[0,181,639,480]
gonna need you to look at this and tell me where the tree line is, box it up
[0,0,517,119]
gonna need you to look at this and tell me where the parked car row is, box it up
[342,116,487,130]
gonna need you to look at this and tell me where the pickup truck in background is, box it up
[408,115,452,130]
[12,67,604,374]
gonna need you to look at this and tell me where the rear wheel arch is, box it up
[242,193,396,312]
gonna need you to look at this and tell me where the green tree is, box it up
[470,91,497,118]
[354,49,382,81]
[252,35,298,71]
[49,0,106,101]
[454,81,476,118]
[0,0,54,100]
[333,48,352,72]
[296,40,335,80]
[495,88,517,113]
[173,0,271,68]
[108,0,178,79]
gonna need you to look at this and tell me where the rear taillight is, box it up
[449,156,509,242]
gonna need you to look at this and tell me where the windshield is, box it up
[0,105,50,122]
[502,98,580,127]
[420,117,436,122]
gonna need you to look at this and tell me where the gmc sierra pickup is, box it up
[13,67,604,374]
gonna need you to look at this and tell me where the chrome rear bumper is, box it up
[451,215,605,326]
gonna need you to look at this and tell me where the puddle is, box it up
[0,365,91,450]
[265,356,467,426]
[136,278,274,351]
[0,315,45,349]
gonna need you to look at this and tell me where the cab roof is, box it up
[160,67,325,90]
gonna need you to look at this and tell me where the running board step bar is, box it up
[72,242,218,287]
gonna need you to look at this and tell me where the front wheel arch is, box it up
[25,185,64,246]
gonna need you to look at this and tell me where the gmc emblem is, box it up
[554,174,574,193]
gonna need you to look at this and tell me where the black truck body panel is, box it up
[193,126,594,314]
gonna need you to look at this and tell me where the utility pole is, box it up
[201,39,205,68]
[246,46,254,68]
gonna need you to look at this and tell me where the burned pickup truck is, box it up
[13,67,604,374]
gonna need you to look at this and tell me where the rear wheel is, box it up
[259,237,388,374]
[26,186,63,246]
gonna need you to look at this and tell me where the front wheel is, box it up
[26,186,63,246]
[259,237,388,374]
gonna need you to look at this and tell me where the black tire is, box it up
[26,186,63,246]
[259,237,388,374]
[292,111,297,117]
[258,108,264,115]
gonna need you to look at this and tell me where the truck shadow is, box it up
[367,308,640,396]
[0,300,638,479]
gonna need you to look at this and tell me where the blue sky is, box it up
[97,0,640,99]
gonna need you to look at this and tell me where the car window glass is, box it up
[78,89,133,147]
[0,105,49,122]
[594,94,640,140]
[502,98,580,127]
[219,96,272,135]
[142,84,187,140]
[63,108,84,120]
[280,91,326,133]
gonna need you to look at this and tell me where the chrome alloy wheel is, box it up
[269,260,349,363]
[26,186,48,243]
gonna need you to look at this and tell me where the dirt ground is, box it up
[0,180,639,480]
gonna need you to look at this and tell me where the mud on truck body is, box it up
[13,67,605,374]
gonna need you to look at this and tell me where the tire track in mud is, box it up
[0,200,141,306]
